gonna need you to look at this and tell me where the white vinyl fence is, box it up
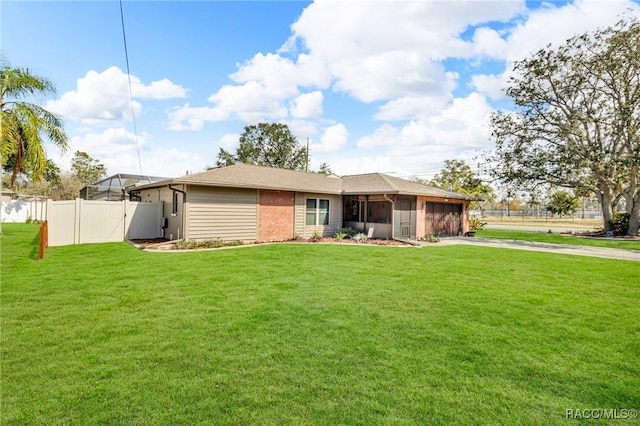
[1,198,47,223]
[47,199,163,246]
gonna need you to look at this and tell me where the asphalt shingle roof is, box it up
[135,164,343,194]
[132,164,475,200]
[341,173,476,199]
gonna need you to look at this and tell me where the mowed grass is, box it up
[477,228,640,251]
[2,224,639,425]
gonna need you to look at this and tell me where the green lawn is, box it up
[477,228,640,251]
[2,223,639,425]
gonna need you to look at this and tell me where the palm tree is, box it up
[1,59,69,234]
[1,61,69,185]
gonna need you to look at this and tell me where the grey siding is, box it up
[187,186,258,241]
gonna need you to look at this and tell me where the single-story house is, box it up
[129,164,476,242]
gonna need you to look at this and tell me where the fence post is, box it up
[38,220,48,260]
[74,198,81,244]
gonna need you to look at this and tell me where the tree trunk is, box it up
[597,187,614,232]
[627,195,640,236]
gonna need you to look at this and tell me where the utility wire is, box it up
[119,0,144,176]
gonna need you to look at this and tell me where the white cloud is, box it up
[168,53,331,130]
[46,67,186,124]
[47,127,199,178]
[230,52,329,94]
[168,0,526,129]
[290,91,323,118]
[470,1,640,101]
[113,0,640,179]
[286,119,320,140]
[133,78,187,99]
[167,103,229,131]
[219,133,241,151]
[286,0,525,102]
[355,93,493,174]
[374,93,453,121]
[356,124,401,149]
[471,74,508,101]
[503,0,638,63]
[168,80,292,130]
[470,27,509,58]
[208,81,290,122]
[310,123,349,153]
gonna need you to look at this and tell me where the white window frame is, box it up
[306,198,330,226]
[172,191,179,216]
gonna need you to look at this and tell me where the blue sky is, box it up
[2,0,639,180]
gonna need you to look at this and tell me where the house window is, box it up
[306,198,330,225]
[172,191,179,215]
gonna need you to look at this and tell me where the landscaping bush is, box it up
[469,215,487,231]
[419,234,440,243]
[338,227,358,238]
[334,231,347,242]
[310,230,323,241]
[173,238,239,250]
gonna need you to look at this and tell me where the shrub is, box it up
[173,240,191,250]
[199,238,226,249]
[338,227,358,238]
[334,231,347,242]
[25,216,33,224]
[609,212,629,236]
[419,234,440,243]
[546,190,578,217]
[469,215,487,231]
[310,230,323,241]
[173,238,230,250]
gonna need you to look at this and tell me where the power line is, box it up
[119,0,144,176]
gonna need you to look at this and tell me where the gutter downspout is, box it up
[169,184,187,241]
[383,194,395,240]
[364,195,368,235]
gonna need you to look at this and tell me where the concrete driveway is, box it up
[486,223,598,234]
[432,237,640,262]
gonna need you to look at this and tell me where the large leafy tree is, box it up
[429,159,494,209]
[1,60,68,188]
[214,123,308,171]
[71,151,107,185]
[487,17,640,235]
[27,171,83,201]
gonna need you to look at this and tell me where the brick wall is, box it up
[259,190,295,241]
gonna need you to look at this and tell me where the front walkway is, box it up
[425,237,640,262]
